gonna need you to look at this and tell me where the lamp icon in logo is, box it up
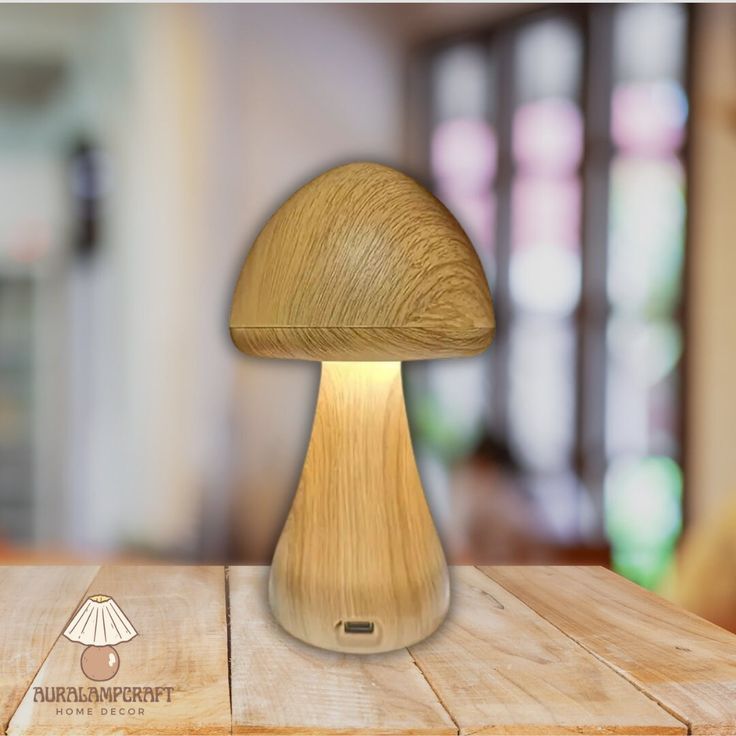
[63,595,138,681]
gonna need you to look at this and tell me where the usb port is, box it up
[343,621,375,635]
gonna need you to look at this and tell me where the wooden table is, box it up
[1,566,734,735]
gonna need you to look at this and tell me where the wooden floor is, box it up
[1,565,735,735]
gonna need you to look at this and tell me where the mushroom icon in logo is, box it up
[63,595,138,681]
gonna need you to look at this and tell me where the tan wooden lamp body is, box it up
[230,163,494,653]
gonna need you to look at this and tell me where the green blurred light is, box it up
[412,393,484,466]
[605,455,682,588]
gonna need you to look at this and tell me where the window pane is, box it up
[432,118,497,191]
[607,156,685,317]
[613,4,687,84]
[0,278,34,541]
[605,456,683,588]
[430,46,497,273]
[606,317,682,458]
[418,39,497,512]
[611,81,688,155]
[513,97,583,173]
[432,44,492,122]
[606,3,688,589]
[515,19,582,103]
[420,354,493,462]
[510,175,581,315]
[508,17,583,527]
[511,27,583,318]
[432,118,497,260]
[509,317,575,471]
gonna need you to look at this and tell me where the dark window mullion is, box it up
[577,4,615,540]
[672,3,695,531]
[489,29,515,438]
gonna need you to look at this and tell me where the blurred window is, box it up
[0,278,34,541]
[417,5,690,587]
[0,149,63,544]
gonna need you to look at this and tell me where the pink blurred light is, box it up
[513,98,583,174]
[512,175,581,251]
[431,117,497,193]
[611,81,687,155]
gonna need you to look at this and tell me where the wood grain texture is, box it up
[484,565,736,736]
[0,566,99,734]
[4,565,733,735]
[230,326,493,362]
[229,566,456,735]
[270,361,449,653]
[408,566,685,736]
[8,566,230,736]
[229,162,495,360]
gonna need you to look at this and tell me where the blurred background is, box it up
[1,3,735,629]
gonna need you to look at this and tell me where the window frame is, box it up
[409,3,693,545]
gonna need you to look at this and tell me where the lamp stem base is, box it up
[269,361,450,653]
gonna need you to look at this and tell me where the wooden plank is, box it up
[0,566,99,734]
[229,566,456,735]
[7,566,230,736]
[408,566,685,736]
[484,566,736,736]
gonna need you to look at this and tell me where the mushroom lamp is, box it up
[230,162,494,653]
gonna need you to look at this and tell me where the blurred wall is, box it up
[24,5,215,554]
[201,4,406,559]
[688,4,736,523]
[1,4,406,558]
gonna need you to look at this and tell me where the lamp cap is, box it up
[229,162,494,360]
